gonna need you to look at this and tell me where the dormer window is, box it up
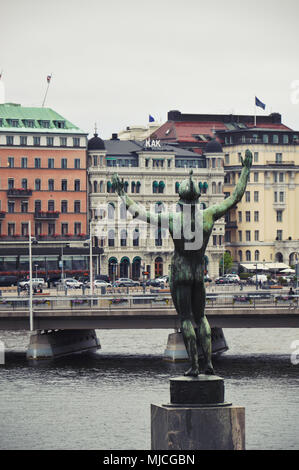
[7,119,19,127]
[23,119,35,128]
[54,120,65,129]
[39,120,50,128]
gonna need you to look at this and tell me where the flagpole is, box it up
[42,73,52,107]
[254,96,256,127]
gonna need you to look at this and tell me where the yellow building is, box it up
[218,121,299,266]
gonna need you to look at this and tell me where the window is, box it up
[60,137,67,146]
[61,201,68,213]
[283,134,289,144]
[61,223,68,235]
[254,230,259,241]
[277,210,283,222]
[33,137,40,146]
[74,222,81,236]
[246,211,250,222]
[279,173,284,182]
[225,231,231,242]
[276,230,282,241]
[22,223,29,237]
[238,250,242,262]
[74,201,80,213]
[274,191,278,203]
[21,157,27,168]
[48,158,54,169]
[21,201,28,213]
[48,223,55,236]
[61,158,67,169]
[254,172,259,182]
[34,158,41,168]
[108,229,115,247]
[238,153,242,163]
[254,191,259,202]
[35,200,41,212]
[225,154,230,164]
[245,191,250,202]
[21,178,27,189]
[6,136,14,145]
[74,158,80,169]
[35,179,41,190]
[61,180,67,191]
[40,120,50,128]
[120,229,127,247]
[238,211,242,223]
[254,211,259,222]
[8,157,14,168]
[8,178,14,189]
[47,137,54,146]
[133,229,139,247]
[8,223,15,236]
[48,179,54,191]
[274,172,278,183]
[273,135,279,144]
[213,235,217,246]
[74,180,80,191]
[246,230,251,241]
[254,152,259,162]
[238,231,242,242]
[246,250,251,261]
[275,153,282,163]
[35,222,42,236]
[48,200,55,211]
[73,138,80,147]
[263,134,269,143]
[279,192,284,203]
[20,136,27,146]
[255,250,260,261]
[8,201,15,213]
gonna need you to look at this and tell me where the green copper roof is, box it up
[0,103,86,134]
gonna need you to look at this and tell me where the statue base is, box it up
[151,375,245,450]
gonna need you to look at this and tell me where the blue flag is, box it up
[149,114,155,122]
[255,96,266,110]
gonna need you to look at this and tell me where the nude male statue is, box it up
[112,148,252,376]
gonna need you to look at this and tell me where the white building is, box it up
[87,133,225,280]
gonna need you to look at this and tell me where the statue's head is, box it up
[178,170,201,204]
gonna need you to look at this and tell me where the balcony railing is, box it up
[266,160,295,166]
[7,188,32,197]
[34,211,60,220]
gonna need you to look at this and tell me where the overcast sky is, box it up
[1,0,299,138]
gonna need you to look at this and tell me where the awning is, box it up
[240,262,290,271]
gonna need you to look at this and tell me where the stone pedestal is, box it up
[151,375,245,450]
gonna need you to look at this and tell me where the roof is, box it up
[0,103,86,134]
[103,138,202,158]
[88,133,105,150]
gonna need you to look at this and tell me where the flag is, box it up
[149,114,155,122]
[255,96,266,110]
[47,74,52,83]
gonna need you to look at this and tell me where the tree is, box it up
[219,252,233,275]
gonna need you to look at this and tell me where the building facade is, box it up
[151,110,299,267]
[87,133,225,280]
[0,103,97,277]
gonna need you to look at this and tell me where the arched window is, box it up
[131,181,136,193]
[120,202,127,220]
[155,257,163,277]
[108,257,117,280]
[255,250,260,261]
[175,182,180,194]
[108,229,115,247]
[238,250,242,262]
[202,182,208,194]
[124,182,129,193]
[120,257,130,278]
[275,252,283,262]
[218,182,222,193]
[108,203,115,220]
[93,181,98,193]
[136,181,141,193]
[120,229,127,247]
[133,229,139,247]
[159,181,165,194]
[246,250,251,261]
[99,181,103,192]
[212,182,216,194]
[107,181,112,193]
[132,256,141,280]
[153,181,159,194]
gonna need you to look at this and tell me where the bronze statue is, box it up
[112,149,252,376]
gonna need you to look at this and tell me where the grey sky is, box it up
[1,0,299,138]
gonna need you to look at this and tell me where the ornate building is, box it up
[87,133,225,280]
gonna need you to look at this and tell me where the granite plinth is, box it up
[170,375,224,405]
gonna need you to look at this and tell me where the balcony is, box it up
[34,211,60,220]
[266,160,295,166]
[7,188,32,197]
[225,220,238,229]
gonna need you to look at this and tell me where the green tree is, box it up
[219,252,233,275]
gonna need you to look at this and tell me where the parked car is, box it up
[249,274,268,284]
[215,276,231,285]
[0,275,18,286]
[58,278,83,289]
[19,278,46,289]
[113,278,140,287]
[94,279,112,288]
[95,274,110,283]
[225,273,240,283]
[145,279,164,288]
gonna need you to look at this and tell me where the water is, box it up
[0,328,299,450]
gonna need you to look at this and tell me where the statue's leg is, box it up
[171,283,199,376]
[192,280,215,375]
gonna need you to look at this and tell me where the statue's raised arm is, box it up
[111,173,170,226]
[206,149,253,221]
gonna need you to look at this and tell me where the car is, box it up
[249,274,268,284]
[215,276,231,285]
[114,278,140,287]
[94,279,112,288]
[58,278,83,289]
[95,274,110,283]
[225,274,240,283]
[145,279,164,288]
[0,275,18,286]
[204,275,212,283]
[19,278,46,289]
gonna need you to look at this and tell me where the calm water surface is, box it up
[0,328,299,450]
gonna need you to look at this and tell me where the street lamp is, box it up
[34,263,38,279]
[84,222,93,296]
[255,263,258,290]
[28,220,38,332]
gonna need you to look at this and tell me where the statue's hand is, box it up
[112,173,125,195]
[241,149,253,169]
